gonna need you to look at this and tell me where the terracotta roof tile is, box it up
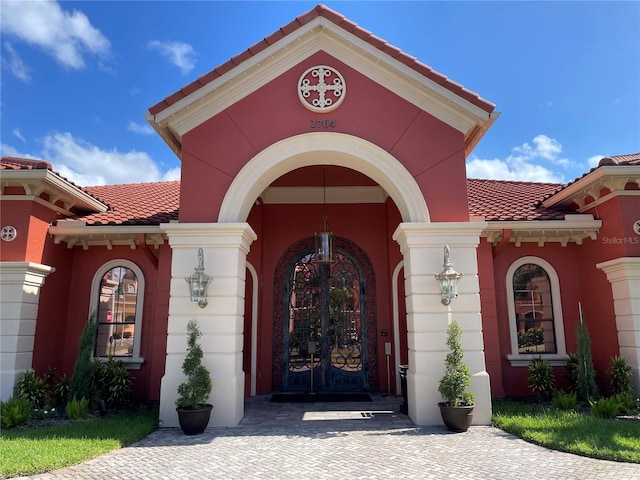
[148,4,495,117]
[56,181,180,226]
[467,178,568,221]
[0,156,52,170]
[598,152,640,166]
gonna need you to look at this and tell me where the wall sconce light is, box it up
[435,244,462,305]
[186,248,212,308]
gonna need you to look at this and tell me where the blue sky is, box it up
[1,1,638,186]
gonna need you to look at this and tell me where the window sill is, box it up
[96,356,145,370]
[507,354,568,367]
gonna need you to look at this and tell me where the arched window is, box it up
[90,260,145,368]
[506,257,567,366]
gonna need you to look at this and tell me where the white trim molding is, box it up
[480,215,602,247]
[544,166,640,211]
[1,169,107,213]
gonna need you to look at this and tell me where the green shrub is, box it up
[576,320,599,401]
[438,320,474,407]
[606,355,632,396]
[564,352,579,393]
[527,357,555,401]
[16,369,47,408]
[33,404,57,420]
[53,374,71,407]
[65,397,90,420]
[70,313,99,401]
[612,393,639,414]
[176,319,212,410]
[552,390,578,411]
[589,396,620,419]
[0,397,32,429]
[93,358,133,408]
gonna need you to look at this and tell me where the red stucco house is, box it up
[1,5,638,427]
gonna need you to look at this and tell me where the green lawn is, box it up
[492,398,640,463]
[0,409,158,478]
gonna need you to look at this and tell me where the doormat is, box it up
[270,393,372,403]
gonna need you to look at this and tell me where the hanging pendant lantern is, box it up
[315,215,335,263]
[314,167,335,263]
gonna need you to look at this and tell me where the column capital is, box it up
[597,257,640,281]
[161,222,257,251]
[392,222,487,250]
[0,262,56,287]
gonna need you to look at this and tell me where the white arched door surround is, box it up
[218,132,430,224]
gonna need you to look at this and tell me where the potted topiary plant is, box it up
[438,320,475,432]
[176,319,213,435]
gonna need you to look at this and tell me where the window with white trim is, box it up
[506,257,567,366]
[90,260,145,368]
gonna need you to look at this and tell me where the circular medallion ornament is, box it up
[1,225,17,242]
[298,65,346,113]
[633,219,640,235]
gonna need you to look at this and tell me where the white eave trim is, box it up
[1,169,107,213]
[49,224,166,250]
[148,18,495,153]
[542,165,640,209]
[479,214,602,247]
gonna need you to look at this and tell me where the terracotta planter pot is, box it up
[176,404,213,435]
[438,403,474,432]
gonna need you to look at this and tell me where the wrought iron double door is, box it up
[283,250,367,392]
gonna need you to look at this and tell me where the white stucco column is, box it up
[597,257,640,393]
[0,262,55,400]
[392,222,491,426]
[159,223,257,428]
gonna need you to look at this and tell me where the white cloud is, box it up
[148,40,196,74]
[31,132,179,186]
[12,128,26,143]
[467,134,574,183]
[127,121,155,136]
[0,0,111,70]
[466,157,562,183]
[587,154,604,168]
[163,167,181,181]
[0,143,36,159]
[2,43,31,81]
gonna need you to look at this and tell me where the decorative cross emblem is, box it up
[298,65,346,113]
[0,225,17,242]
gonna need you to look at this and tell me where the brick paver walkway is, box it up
[12,394,640,480]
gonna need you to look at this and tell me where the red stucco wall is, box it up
[32,243,171,402]
[0,199,57,263]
